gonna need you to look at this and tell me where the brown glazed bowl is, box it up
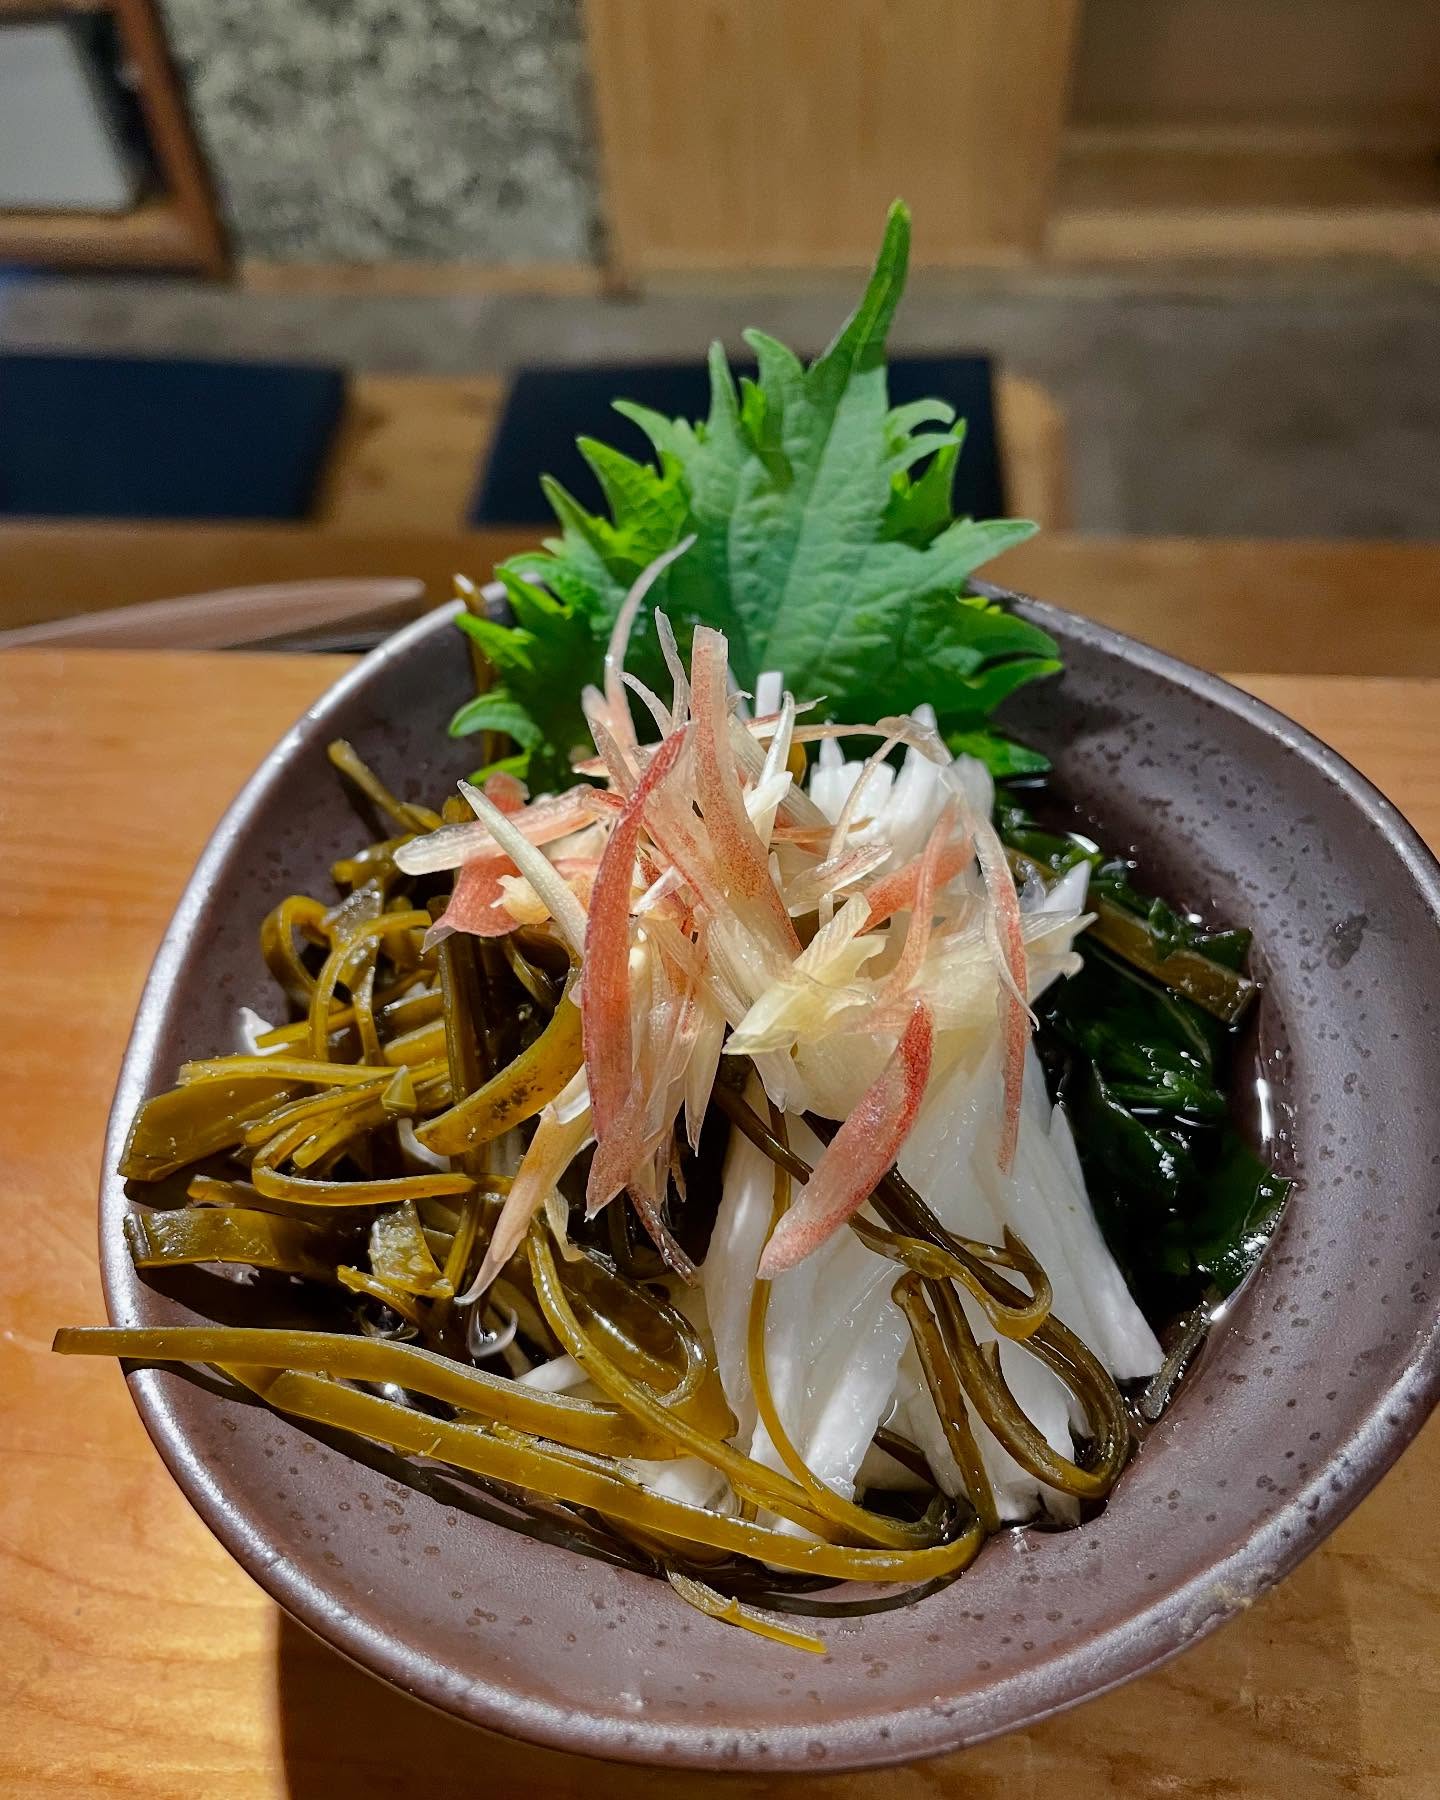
[100,593,1440,1770]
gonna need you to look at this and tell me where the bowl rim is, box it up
[100,591,1440,1769]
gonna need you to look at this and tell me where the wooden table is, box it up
[3,651,1437,1799]
[4,525,1440,678]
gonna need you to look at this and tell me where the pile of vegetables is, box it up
[56,204,1288,1647]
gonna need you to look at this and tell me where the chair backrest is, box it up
[471,354,1004,527]
[0,351,345,520]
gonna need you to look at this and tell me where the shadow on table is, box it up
[275,1525,1372,1800]
[274,1613,742,1798]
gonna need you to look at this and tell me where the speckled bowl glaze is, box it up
[101,593,1440,1770]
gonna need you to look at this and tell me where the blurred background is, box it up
[1,0,1438,643]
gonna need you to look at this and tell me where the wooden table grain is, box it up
[2,650,1437,1800]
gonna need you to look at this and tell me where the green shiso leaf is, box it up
[455,202,1054,787]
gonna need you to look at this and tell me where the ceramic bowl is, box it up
[100,592,1440,1769]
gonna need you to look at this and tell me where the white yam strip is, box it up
[516,1353,585,1392]
[825,735,900,862]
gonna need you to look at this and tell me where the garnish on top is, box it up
[450,202,1057,790]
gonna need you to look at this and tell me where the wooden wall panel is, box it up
[584,0,1081,273]
[1071,0,1440,151]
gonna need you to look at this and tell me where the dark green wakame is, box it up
[998,798,1291,1311]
